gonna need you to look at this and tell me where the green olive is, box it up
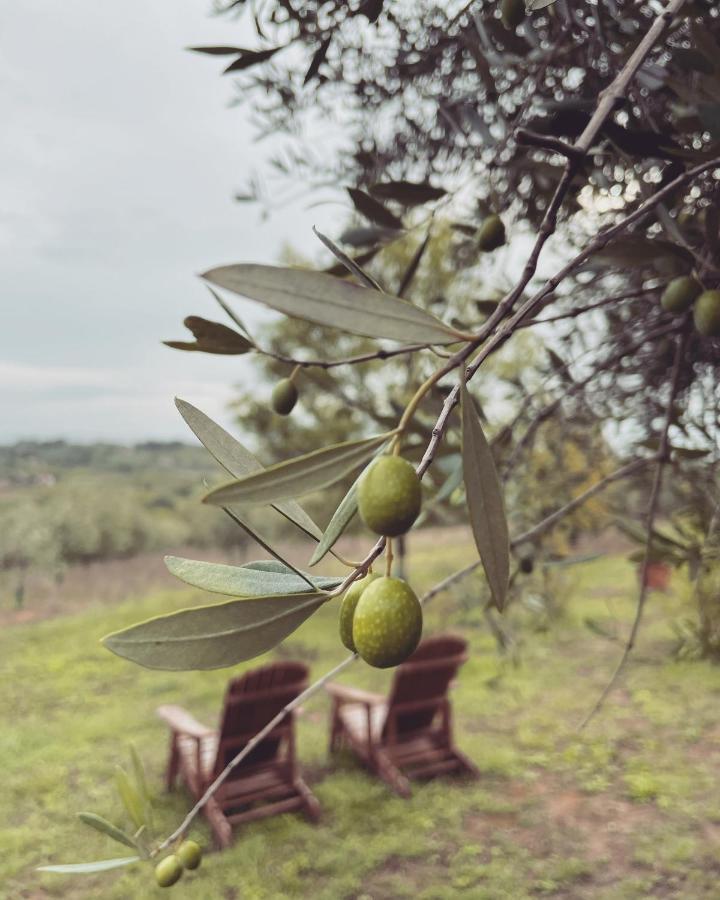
[176,840,202,870]
[352,576,423,668]
[476,214,506,251]
[271,379,298,415]
[694,290,720,337]
[155,855,183,888]
[339,573,378,652]
[660,276,701,314]
[357,456,422,538]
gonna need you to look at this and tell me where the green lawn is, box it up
[3,536,720,899]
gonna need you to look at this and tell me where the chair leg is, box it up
[294,778,321,823]
[166,734,180,792]
[328,707,342,755]
[375,750,412,798]
[204,796,233,850]
[451,747,480,778]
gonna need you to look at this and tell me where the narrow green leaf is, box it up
[204,434,390,508]
[398,232,430,298]
[175,399,323,540]
[77,813,136,850]
[38,857,141,875]
[218,506,317,589]
[313,227,382,290]
[461,385,510,611]
[129,746,149,805]
[201,264,462,344]
[208,286,254,340]
[309,481,359,566]
[114,767,145,830]
[102,594,326,670]
[165,556,342,596]
[347,187,404,230]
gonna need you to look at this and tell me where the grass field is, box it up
[3,530,720,899]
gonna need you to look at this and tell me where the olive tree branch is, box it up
[257,341,434,370]
[502,321,683,476]
[578,324,691,730]
[153,446,657,853]
[154,0,696,854]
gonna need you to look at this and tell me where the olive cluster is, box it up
[661,277,720,337]
[154,840,202,888]
[339,455,424,669]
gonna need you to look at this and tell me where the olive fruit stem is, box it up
[392,366,448,453]
[288,364,301,384]
[385,539,394,577]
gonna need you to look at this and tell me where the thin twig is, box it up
[578,324,690,730]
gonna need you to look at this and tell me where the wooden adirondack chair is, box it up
[157,661,320,848]
[326,634,479,797]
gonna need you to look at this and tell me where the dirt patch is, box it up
[463,771,663,888]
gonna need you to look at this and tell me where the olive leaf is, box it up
[216,505,316,589]
[164,316,253,355]
[309,480,359,566]
[304,35,331,85]
[38,857,141,875]
[114,767,145,830]
[223,46,282,73]
[77,813,136,850]
[165,556,342,596]
[201,265,463,344]
[102,593,327,670]
[461,384,509,611]
[369,180,446,206]
[313,227,382,290]
[175,399,323,541]
[347,188,404,230]
[204,433,391,508]
[188,45,246,55]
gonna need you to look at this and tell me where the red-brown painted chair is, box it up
[326,634,479,797]
[157,661,320,848]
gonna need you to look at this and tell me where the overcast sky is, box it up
[0,1,344,445]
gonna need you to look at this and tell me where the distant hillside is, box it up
[0,440,210,486]
[0,441,252,584]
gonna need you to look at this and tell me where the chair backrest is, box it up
[213,660,309,776]
[382,634,468,742]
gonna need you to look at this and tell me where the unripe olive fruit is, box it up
[155,855,183,888]
[352,576,423,668]
[176,840,202,870]
[501,0,525,30]
[271,378,298,415]
[519,555,534,575]
[357,456,422,538]
[660,276,701,314]
[693,290,720,337]
[476,214,506,251]
[339,573,378,652]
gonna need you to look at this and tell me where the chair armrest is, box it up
[325,683,385,706]
[156,704,214,739]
